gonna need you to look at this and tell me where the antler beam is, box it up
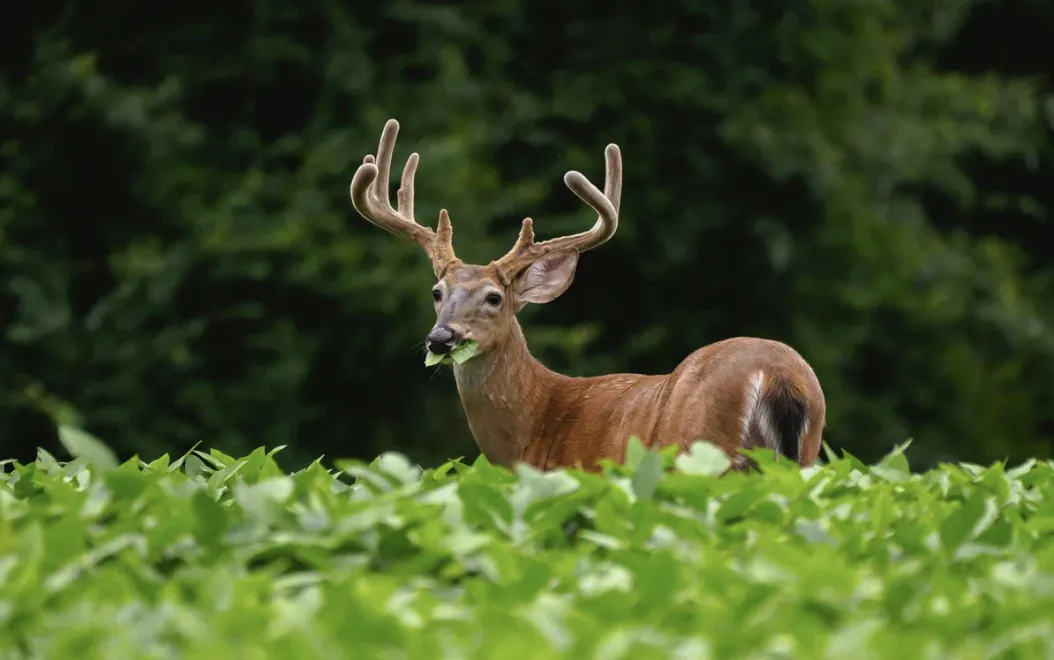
[349,119,457,277]
[492,143,622,284]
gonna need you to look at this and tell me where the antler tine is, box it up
[397,152,418,220]
[493,143,622,283]
[349,119,457,276]
[602,143,622,215]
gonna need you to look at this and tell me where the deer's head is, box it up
[349,119,622,362]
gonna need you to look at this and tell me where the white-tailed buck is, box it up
[349,119,826,472]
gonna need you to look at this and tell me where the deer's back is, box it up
[530,337,824,470]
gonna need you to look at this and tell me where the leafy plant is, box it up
[2,431,1053,658]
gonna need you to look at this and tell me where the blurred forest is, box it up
[2,0,1053,471]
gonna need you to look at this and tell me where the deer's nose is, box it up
[426,326,461,355]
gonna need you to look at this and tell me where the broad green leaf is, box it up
[168,441,202,473]
[234,476,295,524]
[374,452,423,486]
[717,487,765,522]
[424,340,480,367]
[448,340,479,364]
[624,436,645,470]
[510,465,580,526]
[675,441,732,477]
[630,450,663,500]
[940,489,998,553]
[1006,458,1037,481]
[35,447,61,475]
[206,459,248,497]
[57,425,119,473]
[146,453,170,471]
[184,454,210,481]
[192,488,230,547]
[870,442,912,483]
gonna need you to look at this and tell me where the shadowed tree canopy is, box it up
[2,0,1052,470]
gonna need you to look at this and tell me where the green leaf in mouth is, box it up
[424,339,480,367]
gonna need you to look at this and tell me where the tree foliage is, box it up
[2,0,1053,468]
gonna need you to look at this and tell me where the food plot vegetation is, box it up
[1,428,1053,659]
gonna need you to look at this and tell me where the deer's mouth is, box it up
[424,339,480,367]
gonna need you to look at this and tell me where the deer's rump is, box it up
[650,337,825,467]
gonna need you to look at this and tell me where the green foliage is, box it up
[2,1,1053,469]
[3,435,1054,658]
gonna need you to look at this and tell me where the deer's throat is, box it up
[453,339,537,409]
[452,322,547,465]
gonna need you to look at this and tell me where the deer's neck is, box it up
[452,319,558,468]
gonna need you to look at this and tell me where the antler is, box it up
[349,119,457,277]
[492,143,622,285]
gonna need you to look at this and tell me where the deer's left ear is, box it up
[513,250,579,309]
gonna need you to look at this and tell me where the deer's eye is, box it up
[432,288,442,302]
[485,292,503,306]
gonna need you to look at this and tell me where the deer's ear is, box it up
[513,250,579,308]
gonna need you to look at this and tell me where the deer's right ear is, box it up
[513,250,579,309]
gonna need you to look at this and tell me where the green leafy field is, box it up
[2,429,1053,659]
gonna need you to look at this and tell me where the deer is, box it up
[348,118,826,473]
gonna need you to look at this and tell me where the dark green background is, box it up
[3,0,1052,471]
